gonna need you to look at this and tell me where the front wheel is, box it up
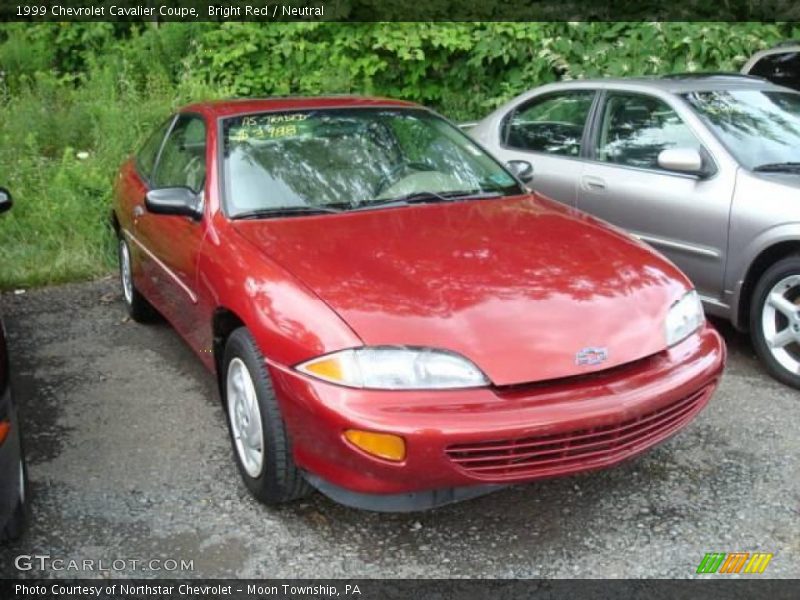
[223,328,311,504]
[750,255,800,389]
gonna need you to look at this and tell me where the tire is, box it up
[750,254,800,389]
[118,237,158,323]
[1,452,28,542]
[222,327,311,504]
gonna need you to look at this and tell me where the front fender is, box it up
[728,222,800,328]
[200,222,363,370]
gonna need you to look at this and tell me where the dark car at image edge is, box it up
[0,187,28,542]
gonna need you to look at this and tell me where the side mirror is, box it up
[506,160,534,184]
[0,187,12,214]
[145,187,202,219]
[657,148,704,175]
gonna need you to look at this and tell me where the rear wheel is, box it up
[223,328,311,504]
[2,453,28,542]
[118,238,157,323]
[751,255,800,389]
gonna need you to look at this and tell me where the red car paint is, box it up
[113,97,725,501]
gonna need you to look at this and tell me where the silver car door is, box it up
[487,89,597,206]
[577,91,734,301]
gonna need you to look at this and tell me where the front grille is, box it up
[445,386,711,479]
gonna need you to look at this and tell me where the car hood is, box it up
[233,195,691,385]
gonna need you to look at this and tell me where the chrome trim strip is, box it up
[632,232,721,259]
[123,229,198,304]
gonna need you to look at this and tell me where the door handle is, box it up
[582,175,606,191]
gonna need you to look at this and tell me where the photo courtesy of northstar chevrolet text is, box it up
[0,1,797,594]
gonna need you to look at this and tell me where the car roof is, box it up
[180,95,419,118]
[535,74,794,95]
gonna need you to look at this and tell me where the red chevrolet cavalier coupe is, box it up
[112,97,725,511]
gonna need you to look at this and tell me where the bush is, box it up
[0,21,797,288]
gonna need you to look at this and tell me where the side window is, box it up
[596,93,701,170]
[152,115,207,192]
[135,118,173,181]
[505,91,595,156]
[748,51,800,91]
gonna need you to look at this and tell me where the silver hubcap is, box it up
[119,240,133,305]
[762,275,800,375]
[226,358,264,478]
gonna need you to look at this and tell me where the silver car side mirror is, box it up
[657,148,703,175]
[507,160,534,183]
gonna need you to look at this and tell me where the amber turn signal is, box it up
[344,429,406,462]
[301,356,345,382]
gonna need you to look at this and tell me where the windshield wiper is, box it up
[351,189,503,212]
[232,205,342,220]
[753,162,800,173]
[442,189,505,200]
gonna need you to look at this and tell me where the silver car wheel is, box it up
[761,275,800,375]
[119,240,133,306]
[226,358,264,478]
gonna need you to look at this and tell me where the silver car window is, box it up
[504,91,595,157]
[596,93,701,170]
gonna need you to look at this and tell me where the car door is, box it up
[135,114,208,348]
[492,89,597,206]
[577,91,733,300]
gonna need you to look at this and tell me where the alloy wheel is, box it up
[761,275,800,375]
[226,358,265,478]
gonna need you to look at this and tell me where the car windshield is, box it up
[221,108,521,217]
[682,89,800,171]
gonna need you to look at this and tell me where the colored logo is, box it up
[696,552,773,574]
[575,347,608,366]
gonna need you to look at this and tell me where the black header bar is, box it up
[2,0,800,22]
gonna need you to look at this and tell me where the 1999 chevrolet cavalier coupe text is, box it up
[112,97,725,511]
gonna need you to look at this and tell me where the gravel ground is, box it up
[0,278,797,579]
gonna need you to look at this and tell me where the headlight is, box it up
[296,346,489,390]
[664,290,704,346]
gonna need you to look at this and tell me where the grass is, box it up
[0,67,220,289]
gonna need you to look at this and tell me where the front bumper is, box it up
[269,325,725,510]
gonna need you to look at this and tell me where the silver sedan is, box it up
[472,74,800,389]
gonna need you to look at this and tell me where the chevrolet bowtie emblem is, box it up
[575,347,609,366]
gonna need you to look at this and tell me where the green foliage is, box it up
[184,22,793,119]
[0,21,796,288]
[0,59,225,288]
